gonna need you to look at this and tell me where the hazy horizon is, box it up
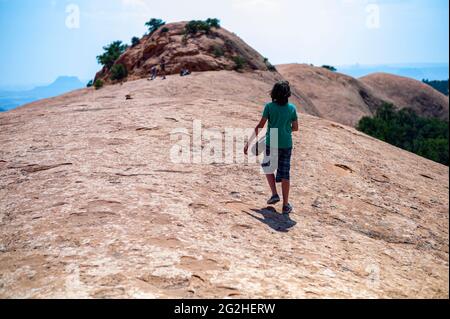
[1,62,448,91]
[0,0,449,87]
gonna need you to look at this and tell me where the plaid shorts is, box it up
[261,147,293,182]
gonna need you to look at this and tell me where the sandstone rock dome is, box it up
[361,72,449,121]
[277,64,386,127]
[278,64,449,127]
[95,22,274,83]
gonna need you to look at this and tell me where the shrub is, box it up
[161,27,170,33]
[145,18,166,35]
[86,80,94,88]
[110,64,128,81]
[267,64,277,72]
[357,103,449,166]
[94,79,104,90]
[213,46,224,58]
[233,56,247,71]
[223,39,234,50]
[423,79,449,96]
[97,41,128,69]
[182,33,188,46]
[264,57,276,72]
[206,18,221,28]
[131,36,140,47]
[185,19,220,35]
[322,65,337,72]
[185,20,210,35]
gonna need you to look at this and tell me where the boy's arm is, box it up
[291,106,299,132]
[244,117,267,155]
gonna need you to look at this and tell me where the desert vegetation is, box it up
[233,56,247,71]
[185,18,221,35]
[110,64,128,81]
[96,41,128,69]
[212,46,225,58]
[131,36,140,47]
[94,79,104,90]
[358,103,449,166]
[322,65,337,72]
[145,18,166,35]
[423,79,449,96]
[264,58,277,72]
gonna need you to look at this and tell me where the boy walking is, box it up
[244,81,299,214]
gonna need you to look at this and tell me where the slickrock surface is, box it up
[0,71,448,298]
[278,64,449,127]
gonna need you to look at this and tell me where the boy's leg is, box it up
[265,174,278,197]
[262,147,278,197]
[282,179,290,206]
[277,148,293,207]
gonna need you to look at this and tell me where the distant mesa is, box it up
[0,76,85,112]
[28,76,85,99]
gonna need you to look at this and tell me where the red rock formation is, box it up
[95,22,273,83]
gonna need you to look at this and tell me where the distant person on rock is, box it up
[180,67,191,77]
[160,58,167,80]
[179,67,191,77]
[149,65,158,81]
[244,81,299,215]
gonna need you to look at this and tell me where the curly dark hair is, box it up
[271,81,291,106]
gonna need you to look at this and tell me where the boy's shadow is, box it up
[245,207,297,233]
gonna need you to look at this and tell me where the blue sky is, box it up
[0,0,448,87]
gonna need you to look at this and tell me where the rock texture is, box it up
[278,64,450,127]
[96,22,274,83]
[0,70,448,299]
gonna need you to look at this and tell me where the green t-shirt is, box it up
[263,102,298,149]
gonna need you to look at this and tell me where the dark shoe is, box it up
[267,195,281,205]
[283,203,293,215]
